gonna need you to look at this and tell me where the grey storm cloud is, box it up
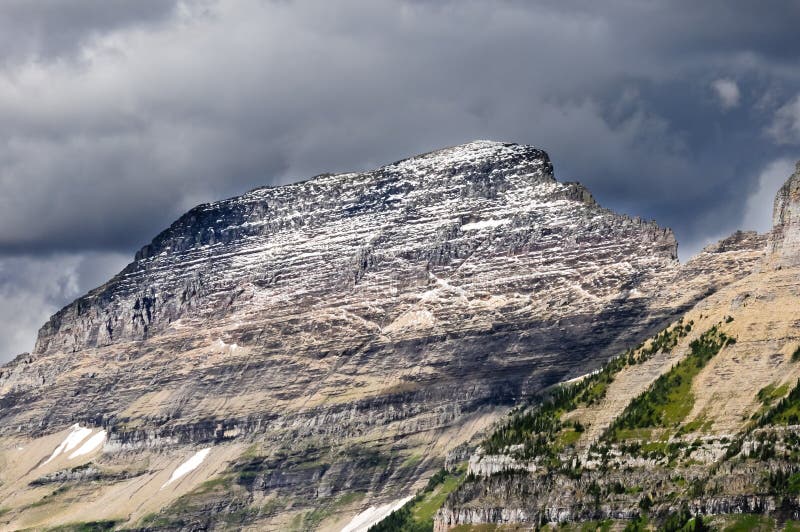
[0,0,184,64]
[1,0,800,361]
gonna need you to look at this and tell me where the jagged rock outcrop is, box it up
[0,142,773,530]
[767,161,800,268]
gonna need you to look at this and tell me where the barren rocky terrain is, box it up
[0,142,783,531]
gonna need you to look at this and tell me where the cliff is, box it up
[0,142,768,530]
[767,161,800,269]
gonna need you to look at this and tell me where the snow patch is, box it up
[340,495,414,532]
[461,219,509,231]
[68,430,107,459]
[561,369,601,386]
[215,339,240,353]
[44,424,92,465]
[161,448,212,489]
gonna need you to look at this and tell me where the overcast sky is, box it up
[1,0,800,362]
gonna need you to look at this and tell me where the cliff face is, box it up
[767,161,800,268]
[31,141,679,359]
[436,161,800,531]
[0,142,768,530]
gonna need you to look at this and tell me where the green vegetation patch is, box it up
[749,382,792,423]
[139,473,256,528]
[613,428,654,441]
[758,378,800,426]
[758,383,790,406]
[638,319,693,360]
[542,522,615,532]
[676,412,713,436]
[401,453,423,469]
[412,473,462,524]
[555,427,582,448]
[483,320,693,457]
[25,485,72,510]
[368,467,465,532]
[294,491,366,530]
[607,326,731,439]
[763,468,800,495]
[718,513,774,531]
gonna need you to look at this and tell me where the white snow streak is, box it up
[461,219,509,231]
[161,448,211,489]
[68,430,107,459]
[561,369,601,385]
[43,424,92,465]
[340,495,414,532]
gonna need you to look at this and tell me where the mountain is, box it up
[0,142,769,531]
[435,161,800,530]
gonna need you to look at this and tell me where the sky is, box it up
[1,0,800,362]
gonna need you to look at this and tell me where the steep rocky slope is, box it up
[0,142,765,531]
[435,161,800,531]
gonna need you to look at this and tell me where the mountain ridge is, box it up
[0,141,774,530]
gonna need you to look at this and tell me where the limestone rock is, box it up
[766,160,800,268]
[0,142,772,530]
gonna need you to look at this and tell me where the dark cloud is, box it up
[0,252,129,359]
[0,0,184,65]
[1,0,800,360]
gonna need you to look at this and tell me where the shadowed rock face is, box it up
[0,142,770,529]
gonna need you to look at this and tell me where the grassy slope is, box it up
[607,325,732,440]
[368,468,465,532]
[482,320,697,459]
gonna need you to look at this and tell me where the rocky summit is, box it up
[0,141,777,531]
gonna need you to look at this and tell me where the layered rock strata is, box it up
[435,160,800,531]
[767,161,800,268]
[0,142,770,530]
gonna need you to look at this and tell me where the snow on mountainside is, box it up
[0,141,767,530]
[32,141,664,355]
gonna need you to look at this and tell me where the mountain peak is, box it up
[386,140,554,184]
[30,140,677,359]
[0,141,774,530]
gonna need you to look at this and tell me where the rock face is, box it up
[435,160,800,531]
[0,142,771,530]
[767,161,800,268]
[32,141,679,359]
